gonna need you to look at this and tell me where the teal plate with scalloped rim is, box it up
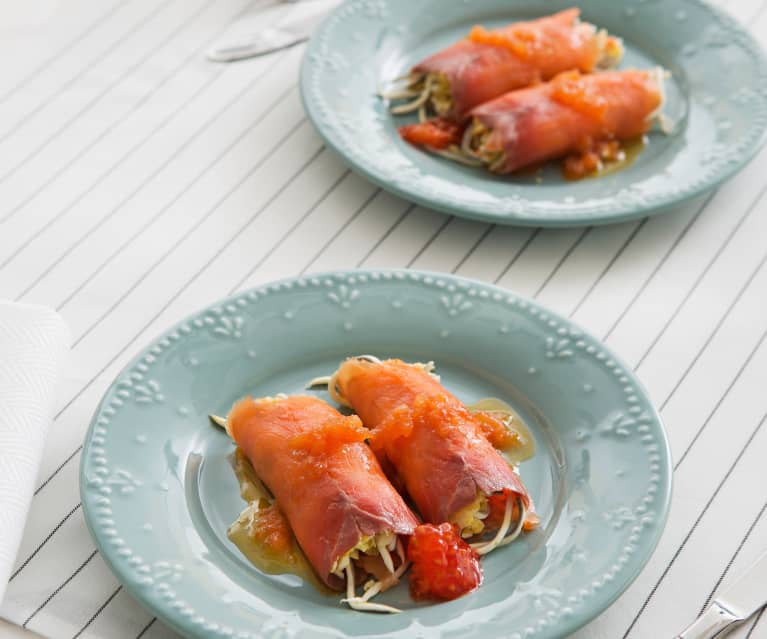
[80,270,672,639]
[299,0,767,226]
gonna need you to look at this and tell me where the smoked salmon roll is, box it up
[400,68,665,177]
[313,357,535,556]
[383,9,623,121]
[224,394,419,612]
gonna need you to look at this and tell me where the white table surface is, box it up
[2,0,767,637]
[1,619,41,639]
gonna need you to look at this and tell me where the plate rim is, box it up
[299,0,767,227]
[80,268,673,638]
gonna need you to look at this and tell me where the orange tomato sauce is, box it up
[371,394,487,465]
[468,24,539,60]
[472,410,522,450]
[408,522,483,601]
[563,139,623,180]
[550,70,608,122]
[485,489,541,532]
[288,414,368,457]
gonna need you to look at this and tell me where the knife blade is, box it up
[207,0,338,62]
[675,548,767,638]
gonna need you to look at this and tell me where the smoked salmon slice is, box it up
[384,9,622,121]
[226,395,418,606]
[327,358,533,552]
[400,68,664,175]
[467,69,664,174]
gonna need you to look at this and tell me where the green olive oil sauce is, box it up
[467,397,536,466]
[227,449,329,592]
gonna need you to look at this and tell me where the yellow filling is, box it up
[466,119,505,171]
[331,531,396,575]
[450,492,489,538]
[595,29,624,70]
[426,73,453,116]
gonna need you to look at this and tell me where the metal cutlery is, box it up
[675,548,767,638]
[207,0,338,62]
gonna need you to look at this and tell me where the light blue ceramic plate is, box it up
[300,0,767,226]
[80,270,672,639]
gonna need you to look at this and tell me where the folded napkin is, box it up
[0,301,69,604]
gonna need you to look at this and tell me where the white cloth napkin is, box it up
[0,301,69,604]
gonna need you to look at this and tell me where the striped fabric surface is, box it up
[1,0,767,637]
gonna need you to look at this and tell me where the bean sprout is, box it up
[471,495,527,556]
[390,81,433,115]
[340,542,410,613]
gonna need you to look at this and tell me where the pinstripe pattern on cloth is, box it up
[2,0,767,637]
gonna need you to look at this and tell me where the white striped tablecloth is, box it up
[1,0,767,637]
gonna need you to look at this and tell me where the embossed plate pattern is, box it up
[300,0,767,226]
[80,270,672,639]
